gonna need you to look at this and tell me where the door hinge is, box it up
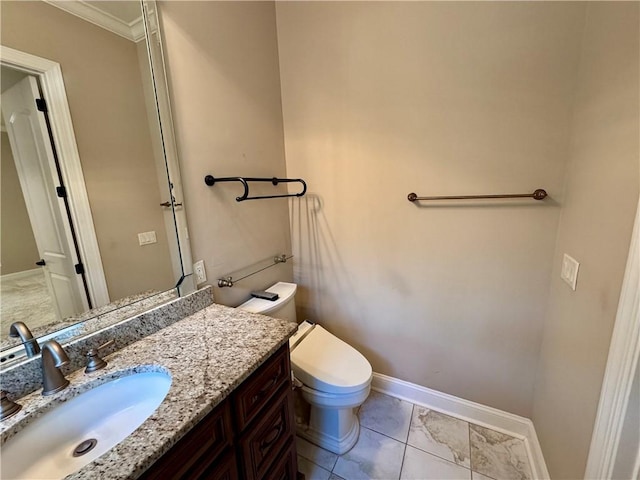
[56,186,67,198]
[36,98,48,113]
[75,263,85,275]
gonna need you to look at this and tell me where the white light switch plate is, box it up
[138,231,157,246]
[561,253,580,291]
[193,260,206,283]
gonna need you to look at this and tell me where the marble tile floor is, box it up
[296,391,533,480]
[1,270,57,336]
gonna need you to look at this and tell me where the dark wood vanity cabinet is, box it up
[140,344,298,480]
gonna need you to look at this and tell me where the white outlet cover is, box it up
[193,260,206,283]
[561,253,580,290]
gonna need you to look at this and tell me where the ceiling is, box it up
[44,0,145,41]
[1,67,28,94]
[84,1,142,23]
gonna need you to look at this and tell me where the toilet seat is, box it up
[290,325,372,395]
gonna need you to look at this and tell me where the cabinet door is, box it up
[140,401,232,480]
[263,440,298,480]
[195,449,239,480]
[238,386,295,480]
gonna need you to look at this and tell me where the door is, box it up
[611,358,640,480]
[586,199,640,479]
[1,75,87,320]
[142,3,194,293]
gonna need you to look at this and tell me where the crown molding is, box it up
[43,0,143,42]
[130,17,146,42]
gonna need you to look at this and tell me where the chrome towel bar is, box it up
[217,254,292,288]
[408,189,547,202]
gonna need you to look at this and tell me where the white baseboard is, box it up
[1,268,42,282]
[371,372,550,480]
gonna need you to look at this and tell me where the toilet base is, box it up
[296,405,361,455]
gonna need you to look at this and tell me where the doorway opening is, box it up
[1,67,91,333]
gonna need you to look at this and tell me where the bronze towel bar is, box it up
[407,189,547,202]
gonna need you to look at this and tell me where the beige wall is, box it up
[157,2,638,475]
[276,1,585,416]
[1,132,40,275]
[158,1,292,306]
[531,3,640,478]
[1,1,174,300]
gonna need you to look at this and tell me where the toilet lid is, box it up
[237,282,297,316]
[290,325,372,395]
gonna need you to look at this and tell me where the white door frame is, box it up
[585,197,640,479]
[1,45,110,307]
[143,1,195,295]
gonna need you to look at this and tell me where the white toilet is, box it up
[238,282,372,454]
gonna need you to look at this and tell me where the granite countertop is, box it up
[0,302,297,479]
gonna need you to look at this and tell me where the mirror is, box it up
[0,0,193,365]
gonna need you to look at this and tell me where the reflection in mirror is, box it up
[0,0,193,365]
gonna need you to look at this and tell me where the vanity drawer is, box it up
[140,400,233,480]
[238,385,295,480]
[233,343,291,431]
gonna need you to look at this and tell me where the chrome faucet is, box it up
[9,322,40,358]
[41,340,70,396]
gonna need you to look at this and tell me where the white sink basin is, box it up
[1,371,171,480]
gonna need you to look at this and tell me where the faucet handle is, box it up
[0,391,21,421]
[84,339,115,373]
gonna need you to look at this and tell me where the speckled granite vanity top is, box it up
[0,303,297,479]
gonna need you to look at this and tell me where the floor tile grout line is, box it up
[329,458,338,473]
[405,436,473,470]
[404,404,474,472]
[381,390,527,447]
[405,402,415,444]
[405,442,474,473]
[297,453,331,476]
[357,395,470,477]
[398,439,408,480]
[468,422,496,480]
[469,418,473,474]
[396,403,415,480]
[302,390,532,480]
[359,395,414,445]
[359,424,409,446]
[298,427,476,479]
[295,436,338,474]
[467,424,500,480]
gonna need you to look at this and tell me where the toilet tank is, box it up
[237,282,298,323]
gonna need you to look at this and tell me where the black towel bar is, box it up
[204,175,307,202]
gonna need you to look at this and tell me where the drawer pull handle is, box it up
[251,372,280,405]
[259,418,284,454]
